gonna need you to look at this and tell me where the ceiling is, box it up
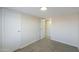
[8,7,79,18]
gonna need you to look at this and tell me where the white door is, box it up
[2,8,21,51]
[0,8,2,51]
[40,19,46,39]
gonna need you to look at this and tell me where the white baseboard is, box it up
[50,38,79,48]
[0,49,3,52]
[18,39,40,50]
[0,49,12,52]
[77,47,79,50]
[0,39,40,52]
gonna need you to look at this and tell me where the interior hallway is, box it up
[15,38,79,52]
[0,7,79,52]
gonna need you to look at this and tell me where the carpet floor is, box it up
[15,38,79,52]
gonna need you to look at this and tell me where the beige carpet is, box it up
[15,38,79,52]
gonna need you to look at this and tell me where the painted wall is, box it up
[0,8,2,51]
[49,14,79,48]
[1,8,41,51]
[20,14,41,48]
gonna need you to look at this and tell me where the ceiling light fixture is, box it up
[40,7,47,11]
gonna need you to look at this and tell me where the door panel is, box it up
[40,19,46,39]
[2,8,21,51]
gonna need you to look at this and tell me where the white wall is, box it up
[1,8,41,52]
[49,14,79,48]
[20,14,41,48]
[0,8,2,51]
